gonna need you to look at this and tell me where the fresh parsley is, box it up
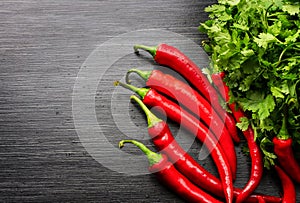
[199,0,300,168]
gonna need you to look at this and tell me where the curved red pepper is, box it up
[126,68,237,178]
[210,72,264,203]
[119,140,222,203]
[211,72,230,101]
[229,102,263,203]
[273,137,300,183]
[127,95,233,202]
[134,43,238,141]
[211,72,241,143]
[274,165,296,203]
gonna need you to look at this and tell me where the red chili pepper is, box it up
[273,118,300,183]
[119,139,223,203]
[211,72,246,123]
[134,43,238,141]
[228,102,263,203]
[116,86,234,203]
[129,95,281,203]
[274,165,296,203]
[210,72,264,203]
[126,68,237,178]
[211,72,241,143]
[273,137,300,183]
[211,72,229,101]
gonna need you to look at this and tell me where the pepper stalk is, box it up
[119,139,162,166]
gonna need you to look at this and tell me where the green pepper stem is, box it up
[114,81,149,99]
[130,95,162,128]
[133,44,157,57]
[278,116,289,140]
[119,139,162,166]
[125,68,152,84]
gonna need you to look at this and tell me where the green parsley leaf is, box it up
[236,117,250,131]
[240,92,276,120]
[253,33,278,49]
[282,4,300,15]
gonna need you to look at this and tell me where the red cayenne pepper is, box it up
[211,72,246,124]
[116,85,234,203]
[211,72,246,127]
[211,72,264,203]
[226,102,263,203]
[133,43,238,140]
[274,165,296,203]
[211,72,230,101]
[211,72,241,143]
[129,95,281,203]
[273,118,300,183]
[126,68,237,177]
[119,139,223,203]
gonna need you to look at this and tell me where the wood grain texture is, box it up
[0,0,299,202]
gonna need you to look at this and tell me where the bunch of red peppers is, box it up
[115,43,297,202]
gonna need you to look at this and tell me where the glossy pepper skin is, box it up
[129,95,281,203]
[128,94,232,203]
[257,196,266,203]
[134,43,238,141]
[274,165,296,203]
[273,137,300,183]
[119,140,222,203]
[211,72,230,101]
[211,72,264,203]
[126,68,237,178]
[211,72,245,120]
[211,72,245,123]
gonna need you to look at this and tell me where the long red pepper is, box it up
[211,72,264,203]
[231,104,263,203]
[129,95,281,203]
[211,72,241,143]
[126,68,237,178]
[133,43,238,141]
[211,72,230,101]
[273,118,300,183]
[273,137,300,183]
[274,165,296,203]
[119,139,223,203]
[211,72,246,125]
[119,87,234,203]
[211,72,246,122]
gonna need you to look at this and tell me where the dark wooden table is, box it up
[1,0,299,202]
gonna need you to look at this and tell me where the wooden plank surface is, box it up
[0,0,299,202]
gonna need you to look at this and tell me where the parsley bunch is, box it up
[199,0,300,168]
